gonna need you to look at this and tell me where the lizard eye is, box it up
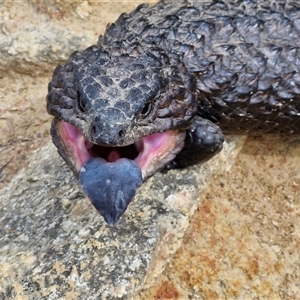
[140,101,153,118]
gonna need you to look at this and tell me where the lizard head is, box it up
[47,44,197,224]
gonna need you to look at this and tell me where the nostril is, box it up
[118,129,124,137]
[90,125,97,137]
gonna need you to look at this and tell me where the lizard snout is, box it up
[89,121,127,146]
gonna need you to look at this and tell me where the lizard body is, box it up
[47,0,300,224]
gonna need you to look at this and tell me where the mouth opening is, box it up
[87,143,139,162]
[57,121,186,179]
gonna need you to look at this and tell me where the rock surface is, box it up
[138,135,300,299]
[1,1,300,299]
[0,137,243,299]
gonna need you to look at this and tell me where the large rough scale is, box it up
[103,1,300,133]
[47,0,300,145]
[102,0,300,134]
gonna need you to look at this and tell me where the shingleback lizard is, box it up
[47,0,300,225]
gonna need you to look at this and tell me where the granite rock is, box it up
[0,137,245,299]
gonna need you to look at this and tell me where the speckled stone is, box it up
[138,135,300,299]
[0,137,244,299]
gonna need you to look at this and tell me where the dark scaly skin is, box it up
[100,0,300,135]
[47,0,300,223]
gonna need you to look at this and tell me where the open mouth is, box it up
[54,120,186,224]
[56,121,185,180]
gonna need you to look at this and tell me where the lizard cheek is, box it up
[56,121,92,172]
[134,131,186,179]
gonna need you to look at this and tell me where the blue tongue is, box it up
[79,157,143,225]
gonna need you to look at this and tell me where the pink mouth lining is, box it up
[58,121,180,179]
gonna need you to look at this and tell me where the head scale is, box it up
[47,43,197,146]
